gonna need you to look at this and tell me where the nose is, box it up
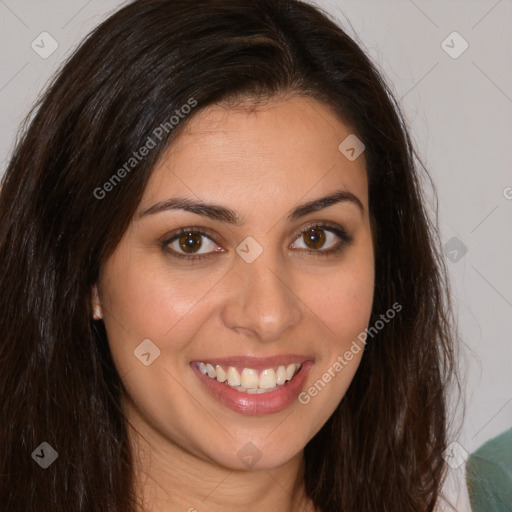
[221,253,303,343]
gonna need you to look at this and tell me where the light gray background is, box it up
[1,1,511,510]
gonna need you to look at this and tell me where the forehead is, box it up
[140,96,368,214]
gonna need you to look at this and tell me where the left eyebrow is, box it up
[287,189,364,221]
[136,188,364,224]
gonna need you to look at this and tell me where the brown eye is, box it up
[303,227,326,249]
[164,229,222,259]
[290,223,352,254]
[178,232,202,253]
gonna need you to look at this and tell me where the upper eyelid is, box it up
[292,221,347,238]
[163,226,220,243]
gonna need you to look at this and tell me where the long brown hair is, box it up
[0,1,458,510]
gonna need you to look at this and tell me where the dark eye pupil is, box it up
[179,232,202,253]
[304,228,325,249]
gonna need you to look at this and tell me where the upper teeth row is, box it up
[198,362,301,389]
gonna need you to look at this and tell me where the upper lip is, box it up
[190,354,313,370]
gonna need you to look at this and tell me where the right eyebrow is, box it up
[136,197,243,224]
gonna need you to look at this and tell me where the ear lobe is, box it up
[91,284,103,320]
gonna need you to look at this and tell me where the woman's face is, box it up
[93,96,374,470]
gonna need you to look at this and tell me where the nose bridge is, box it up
[221,249,302,342]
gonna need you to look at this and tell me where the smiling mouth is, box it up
[194,362,302,394]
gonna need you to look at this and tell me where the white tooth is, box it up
[259,368,277,389]
[227,366,241,386]
[199,362,207,375]
[286,363,296,381]
[206,363,216,378]
[215,365,227,382]
[276,365,287,385]
[247,387,270,394]
[240,368,259,389]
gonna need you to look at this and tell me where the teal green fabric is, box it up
[466,427,512,511]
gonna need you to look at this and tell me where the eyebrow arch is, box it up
[287,189,364,221]
[136,188,364,224]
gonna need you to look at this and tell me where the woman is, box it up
[0,0,458,510]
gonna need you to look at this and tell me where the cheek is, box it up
[300,255,375,348]
[334,271,374,338]
[100,248,226,352]
[294,259,374,435]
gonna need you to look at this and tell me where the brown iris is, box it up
[178,232,202,253]
[303,227,326,249]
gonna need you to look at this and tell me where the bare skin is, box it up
[92,96,374,511]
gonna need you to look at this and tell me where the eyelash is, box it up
[161,222,354,262]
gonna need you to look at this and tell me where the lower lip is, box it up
[191,361,313,415]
